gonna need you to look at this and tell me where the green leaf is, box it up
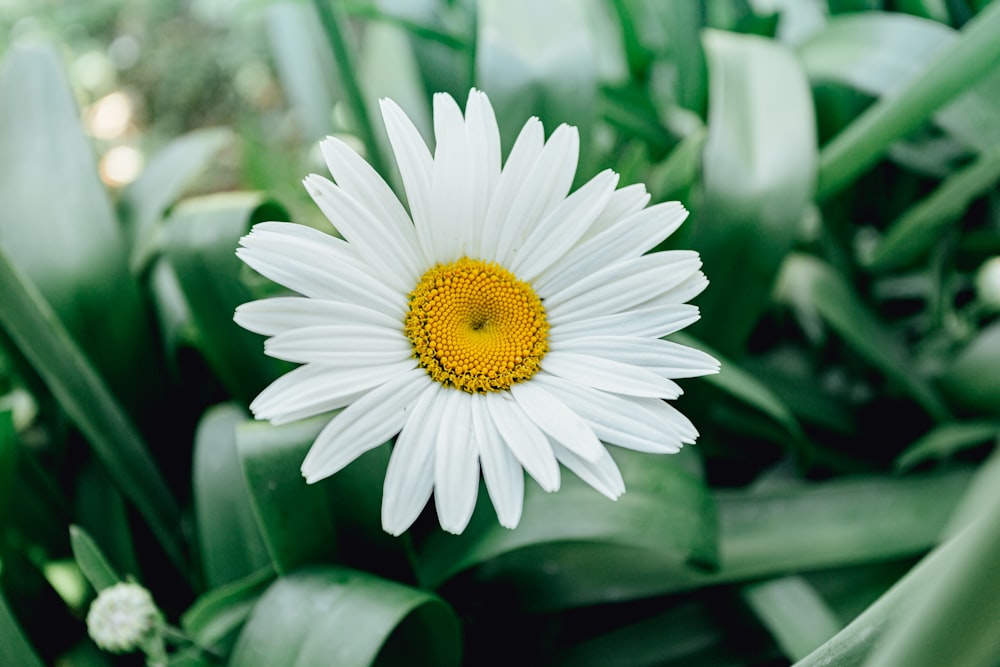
[776,254,950,421]
[476,0,598,160]
[229,566,462,667]
[0,410,14,528]
[938,320,1000,414]
[867,142,1000,271]
[418,447,717,610]
[0,41,155,411]
[814,3,1000,197]
[895,421,1000,471]
[181,565,276,654]
[0,586,43,667]
[742,576,842,662]
[0,246,183,571]
[121,127,235,274]
[162,192,288,404]
[235,417,338,574]
[688,29,817,357]
[69,525,122,592]
[193,404,272,589]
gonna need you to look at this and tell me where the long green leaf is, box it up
[181,565,276,654]
[816,2,1000,197]
[688,28,817,357]
[0,586,43,667]
[743,576,842,662]
[938,319,1000,414]
[193,404,272,589]
[0,246,183,571]
[229,567,462,667]
[895,421,1000,471]
[69,525,122,592]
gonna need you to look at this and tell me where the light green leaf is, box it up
[181,565,275,654]
[476,0,598,159]
[938,320,1000,414]
[418,448,717,610]
[229,567,462,667]
[69,525,122,592]
[235,417,338,574]
[193,404,272,589]
[814,3,1000,197]
[776,254,950,421]
[162,192,287,404]
[0,246,183,571]
[743,576,842,662]
[121,127,235,274]
[0,586,43,667]
[895,421,1000,471]
[0,41,155,412]
[689,29,817,357]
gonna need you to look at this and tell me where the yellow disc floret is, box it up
[404,257,549,392]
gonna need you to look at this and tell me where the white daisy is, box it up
[235,89,719,536]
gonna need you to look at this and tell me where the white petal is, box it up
[428,92,475,261]
[636,270,709,307]
[304,173,419,291]
[471,393,523,529]
[551,441,624,500]
[507,169,619,282]
[534,373,688,453]
[380,97,436,265]
[477,117,545,261]
[235,297,402,337]
[579,183,651,242]
[549,303,701,341]
[382,383,442,536]
[237,222,406,317]
[541,351,683,398]
[434,389,480,534]
[545,251,702,326]
[553,336,720,379]
[510,381,604,462]
[250,359,417,424]
[301,368,430,482]
[534,201,688,297]
[463,89,502,254]
[485,391,560,492]
[494,124,580,267]
[264,324,412,366]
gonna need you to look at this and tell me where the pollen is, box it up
[404,257,549,392]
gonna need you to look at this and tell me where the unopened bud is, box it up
[86,582,160,653]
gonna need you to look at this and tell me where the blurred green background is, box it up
[1,0,1000,665]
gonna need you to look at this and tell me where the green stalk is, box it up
[312,0,389,177]
[817,1,1000,199]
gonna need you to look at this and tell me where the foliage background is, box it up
[1,0,1000,665]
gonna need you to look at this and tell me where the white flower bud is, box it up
[976,256,1000,310]
[86,582,160,653]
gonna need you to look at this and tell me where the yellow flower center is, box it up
[404,257,549,392]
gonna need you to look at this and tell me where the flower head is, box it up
[235,89,719,535]
[86,582,161,653]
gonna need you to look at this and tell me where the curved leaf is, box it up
[895,421,1000,471]
[181,565,275,655]
[689,28,817,357]
[229,567,462,667]
[938,320,1000,415]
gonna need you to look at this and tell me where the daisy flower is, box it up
[235,89,719,536]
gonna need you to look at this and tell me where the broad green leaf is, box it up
[229,566,462,667]
[895,421,1000,471]
[0,246,183,571]
[867,142,1000,271]
[743,576,842,662]
[476,0,598,160]
[776,254,950,421]
[814,3,1000,197]
[0,42,155,412]
[796,465,1000,667]
[162,192,287,404]
[181,565,276,654]
[0,586,43,667]
[193,404,272,589]
[235,417,338,573]
[266,1,339,141]
[938,320,1000,414]
[121,127,235,274]
[418,447,717,610]
[689,29,817,357]
[69,525,122,592]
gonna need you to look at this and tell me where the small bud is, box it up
[976,257,1000,310]
[86,582,160,653]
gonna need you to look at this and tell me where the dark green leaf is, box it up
[938,320,1000,414]
[0,410,14,528]
[895,421,1000,471]
[0,586,43,667]
[181,565,276,653]
[69,525,122,592]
